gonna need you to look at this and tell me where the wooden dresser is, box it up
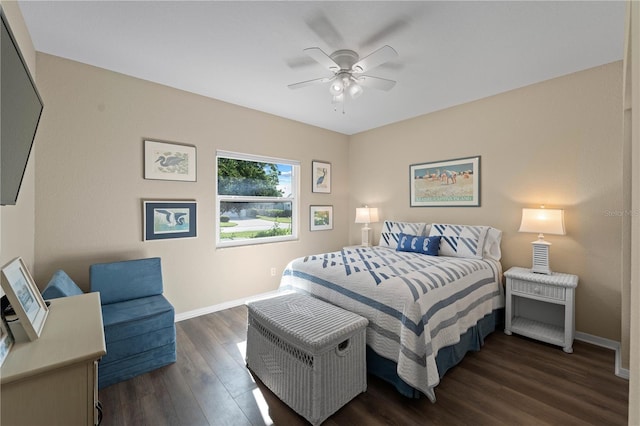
[1,292,106,425]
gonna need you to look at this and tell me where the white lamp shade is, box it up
[355,207,379,224]
[518,208,566,236]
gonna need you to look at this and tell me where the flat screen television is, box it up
[1,6,43,206]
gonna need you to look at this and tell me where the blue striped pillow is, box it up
[429,224,489,259]
[378,221,427,248]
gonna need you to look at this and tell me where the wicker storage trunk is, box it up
[246,292,368,425]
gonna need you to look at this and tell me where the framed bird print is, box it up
[143,200,197,241]
[144,139,197,182]
[312,160,331,193]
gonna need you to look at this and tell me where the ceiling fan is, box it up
[288,45,398,103]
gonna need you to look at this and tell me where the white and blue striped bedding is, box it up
[279,245,504,401]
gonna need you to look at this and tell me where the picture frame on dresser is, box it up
[0,313,13,367]
[0,257,49,341]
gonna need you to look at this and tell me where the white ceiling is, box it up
[18,1,626,135]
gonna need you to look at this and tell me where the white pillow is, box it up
[483,227,503,261]
[429,223,490,259]
[379,221,427,249]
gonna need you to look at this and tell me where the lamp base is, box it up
[361,225,371,246]
[531,240,552,274]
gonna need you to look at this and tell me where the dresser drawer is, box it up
[510,278,566,301]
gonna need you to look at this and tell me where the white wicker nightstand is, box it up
[504,266,578,353]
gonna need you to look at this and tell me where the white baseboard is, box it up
[174,289,291,322]
[575,332,630,380]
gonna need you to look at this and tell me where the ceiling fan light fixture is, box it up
[290,45,398,108]
[329,79,344,95]
[348,82,363,99]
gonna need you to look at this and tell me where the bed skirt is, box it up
[366,308,504,398]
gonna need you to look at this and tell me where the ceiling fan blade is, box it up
[305,13,344,48]
[304,47,340,72]
[287,76,333,90]
[360,18,410,50]
[357,75,396,91]
[352,45,398,73]
[285,56,320,70]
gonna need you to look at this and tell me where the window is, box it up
[216,150,299,247]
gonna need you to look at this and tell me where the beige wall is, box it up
[33,53,349,314]
[348,62,624,342]
[0,0,37,271]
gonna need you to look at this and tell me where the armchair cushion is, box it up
[41,270,83,300]
[99,294,175,365]
[100,295,175,344]
[90,257,163,304]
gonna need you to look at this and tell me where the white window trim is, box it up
[216,150,300,248]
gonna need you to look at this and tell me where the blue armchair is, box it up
[41,257,176,389]
[90,257,176,389]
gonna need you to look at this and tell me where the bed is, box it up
[278,221,505,401]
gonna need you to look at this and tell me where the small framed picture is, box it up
[0,315,13,367]
[0,257,49,341]
[310,205,333,231]
[312,160,331,193]
[143,200,197,241]
[144,139,197,182]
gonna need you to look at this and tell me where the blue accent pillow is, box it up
[396,233,441,256]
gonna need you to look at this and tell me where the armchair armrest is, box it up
[41,270,84,300]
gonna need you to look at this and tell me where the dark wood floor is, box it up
[99,305,629,426]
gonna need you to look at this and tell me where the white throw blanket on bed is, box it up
[279,246,504,401]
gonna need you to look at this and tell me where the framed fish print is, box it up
[143,200,197,241]
[144,140,197,182]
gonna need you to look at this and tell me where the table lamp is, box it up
[518,207,565,274]
[355,206,379,246]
